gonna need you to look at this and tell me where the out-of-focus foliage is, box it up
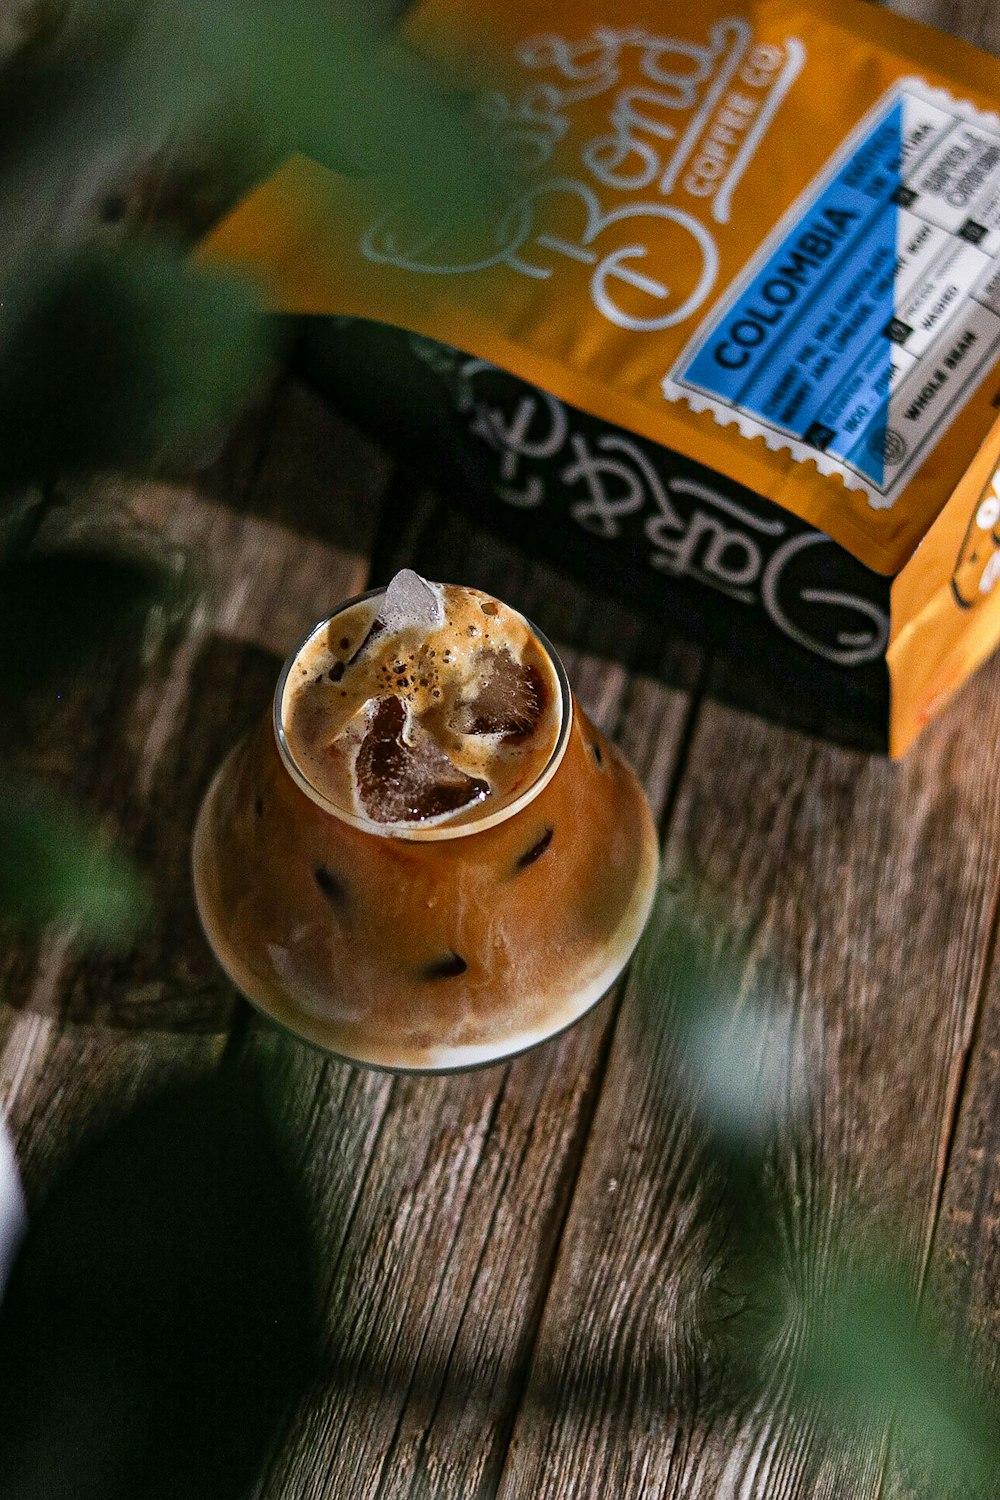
[793,1260,1000,1494]
[0,1071,321,1499]
[0,531,187,698]
[140,0,490,194]
[0,0,501,950]
[0,246,270,497]
[0,0,499,497]
[0,0,497,257]
[0,780,148,944]
[636,898,1000,1493]
[1,0,992,1487]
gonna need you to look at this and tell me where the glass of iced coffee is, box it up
[193,571,659,1070]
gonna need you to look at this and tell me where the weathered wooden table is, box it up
[5,3,1000,1495]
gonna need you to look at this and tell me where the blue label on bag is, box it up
[669,85,1000,503]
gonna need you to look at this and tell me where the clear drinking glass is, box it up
[193,584,659,1071]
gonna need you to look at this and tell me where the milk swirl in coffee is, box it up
[283,571,563,828]
[193,573,659,1070]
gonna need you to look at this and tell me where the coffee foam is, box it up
[282,579,563,827]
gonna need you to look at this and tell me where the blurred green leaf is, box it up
[637,897,1000,1492]
[0,539,189,698]
[0,0,502,266]
[126,0,497,200]
[633,894,807,1159]
[0,781,148,944]
[0,243,271,495]
[793,1262,1000,1494]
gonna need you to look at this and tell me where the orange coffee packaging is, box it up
[201,0,1000,754]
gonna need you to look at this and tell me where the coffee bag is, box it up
[201,0,1000,753]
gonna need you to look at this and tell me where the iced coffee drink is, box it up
[193,571,659,1070]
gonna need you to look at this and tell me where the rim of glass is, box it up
[272,585,574,841]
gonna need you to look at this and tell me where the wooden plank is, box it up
[1,379,371,1038]
[1,382,378,1211]
[243,503,702,1500]
[883,0,1000,53]
[495,647,1000,1500]
[879,923,1000,1498]
[202,377,393,555]
[0,384,387,1500]
[2,1021,225,1203]
[917,944,1000,1383]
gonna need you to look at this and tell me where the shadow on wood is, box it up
[3,635,280,1033]
[0,1067,321,1500]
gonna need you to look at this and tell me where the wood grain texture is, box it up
[919,939,1000,1382]
[494,12,1000,1493]
[883,0,1000,52]
[3,2,1000,1489]
[2,1021,224,1203]
[495,648,1000,1500]
[881,834,1000,1493]
[878,940,1000,1500]
[1,381,369,1038]
[245,508,702,1500]
[0,382,375,1207]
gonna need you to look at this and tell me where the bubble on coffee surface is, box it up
[283,573,562,826]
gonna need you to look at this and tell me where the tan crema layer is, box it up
[282,583,562,827]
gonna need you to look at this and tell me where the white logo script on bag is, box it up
[423,344,889,665]
[362,20,804,334]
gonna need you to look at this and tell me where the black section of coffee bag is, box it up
[289,317,892,751]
